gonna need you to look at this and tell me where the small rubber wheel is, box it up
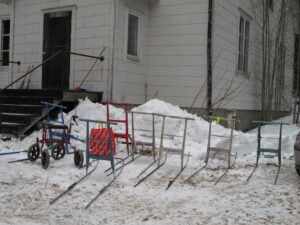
[296,169,300,177]
[51,143,66,160]
[41,149,50,169]
[27,143,40,162]
[74,150,84,168]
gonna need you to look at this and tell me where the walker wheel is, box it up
[74,150,84,168]
[51,144,66,160]
[41,149,50,169]
[27,143,40,162]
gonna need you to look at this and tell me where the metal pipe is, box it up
[0,60,20,65]
[207,0,213,113]
[69,51,104,60]
[109,0,117,101]
[10,0,16,84]
[2,50,63,90]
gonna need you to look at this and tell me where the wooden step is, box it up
[0,113,36,124]
[2,89,63,98]
[0,104,43,114]
[1,96,56,105]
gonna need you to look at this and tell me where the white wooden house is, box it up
[0,0,298,130]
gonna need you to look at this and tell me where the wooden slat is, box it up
[208,147,229,153]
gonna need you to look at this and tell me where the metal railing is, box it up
[0,48,105,134]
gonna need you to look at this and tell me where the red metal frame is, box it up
[38,122,72,151]
[103,101,132,155]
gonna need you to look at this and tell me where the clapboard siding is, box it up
[112,0,149,103]
[0,0,111,94]
[213,0,297,111]
[146,0,208,107]
[0,0,297,110]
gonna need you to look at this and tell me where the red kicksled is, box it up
[90,127,116,156]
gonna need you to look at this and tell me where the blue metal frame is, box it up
[79,118,117,175]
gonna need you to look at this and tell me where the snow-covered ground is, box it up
[0,99,299,225]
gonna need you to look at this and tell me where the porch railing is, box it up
[0,48,105,134]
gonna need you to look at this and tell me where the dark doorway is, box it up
[42,11,71,89]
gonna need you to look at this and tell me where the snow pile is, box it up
[64,98,126,141]
[0,98,299,225]
[60,98,297,163]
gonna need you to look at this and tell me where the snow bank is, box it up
[64,98,297,164]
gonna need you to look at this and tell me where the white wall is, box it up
[212,0,297,111]
[0,0,111,98]
[113,0,149,103]
[0,0,297,112]
[146,0,208,107]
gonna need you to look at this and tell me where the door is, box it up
[42,11,71,89]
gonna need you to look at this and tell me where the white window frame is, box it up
[124,9,143,63]
[0,18,10,67]
[238,11,251,75]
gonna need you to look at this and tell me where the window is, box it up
[125,10,141,62]
[267,0,274,11]
[1,19,10,66]
[238,15,250,73]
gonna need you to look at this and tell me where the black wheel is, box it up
[296,169,300,176]
[74,150,84,168]
[51,143,66,160]
[27,143,40,162]
[41,149,50,169]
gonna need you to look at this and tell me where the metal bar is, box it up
[136,158,159,178]
[181,119,188,169]
[41,101,67,109]
[0,150,27,156]
[3,50,63,90]
[133,128,152,132]
[129,111,157,116]
[106,154,142,176]
[166,153,190,190]
[253,120,289,125]
[274,165,281,184]
[157,114,194,121]
[214,168,229,185]
[79,118,117,126]
[245,165,257,184]
[107,119,126,123]
[0,60,21,65]
[85,177,115,209]
[163,133,183,138]
[8,158,33,163]
[157,116,166,164]
[184,163,207,183]
[50,161,99,205]
[211,134,233,138]
[134,154,167,188]
[152,114,156,161]
[85,157,124,209]
[69,51,105,60]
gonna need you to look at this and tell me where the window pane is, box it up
[1,51,9,66]
[244,21,250,72]
[239,17,244,35]
[2,36,9,50]
[2,20,10,35]
[245,21,250,38]
[239,35,244,54]
[238,53,244,71]
[127,14,139,57]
